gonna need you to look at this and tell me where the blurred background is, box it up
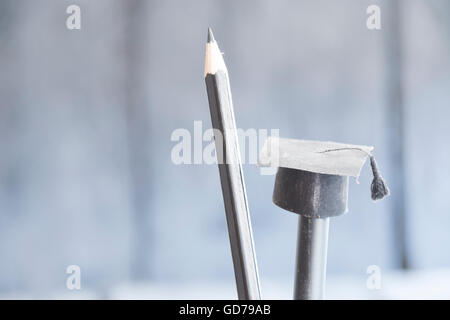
[0,0,449,299]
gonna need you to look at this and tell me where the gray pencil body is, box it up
[205,71,261,300]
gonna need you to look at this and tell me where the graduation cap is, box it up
[259,137,389,218]
[259,137,389,299]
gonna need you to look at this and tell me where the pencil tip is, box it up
[207,27,215,43]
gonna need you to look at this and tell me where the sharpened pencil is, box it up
[204,28,261,300]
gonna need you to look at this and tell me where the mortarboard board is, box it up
[259,137,373,178]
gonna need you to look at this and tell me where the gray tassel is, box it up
[318,147,390,201]
[370,155,390,201]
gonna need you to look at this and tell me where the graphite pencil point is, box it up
[207,27,215,43]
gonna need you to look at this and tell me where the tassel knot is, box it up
[370,155,390,201]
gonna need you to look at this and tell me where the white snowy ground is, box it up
[2,269,450,300]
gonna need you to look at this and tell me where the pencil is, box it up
[204,28,261,300]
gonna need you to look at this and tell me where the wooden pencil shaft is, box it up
[205,71,261,300]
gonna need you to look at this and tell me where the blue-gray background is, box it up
[0,0,449,298]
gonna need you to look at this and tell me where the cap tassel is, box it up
[369,155,390,201]
[318,147,390,201]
